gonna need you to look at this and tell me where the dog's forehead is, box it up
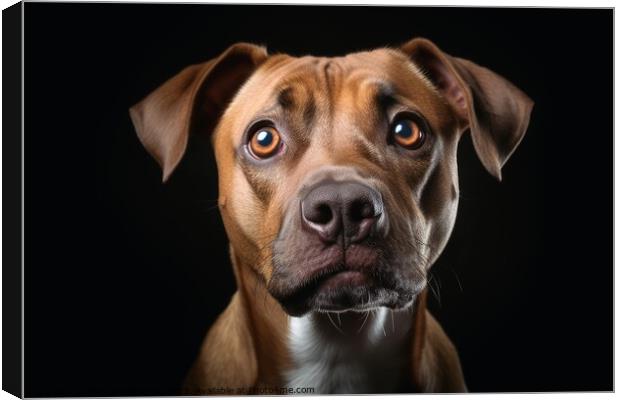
[225,48,441,134]
[254,48,433,95]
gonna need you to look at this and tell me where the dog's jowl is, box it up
[130,38,533,394]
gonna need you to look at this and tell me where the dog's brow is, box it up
[277,86,295,108]
[254,87,293,116]
[376,83,397,109]
[364,81,398,114]
[272,83,317,129]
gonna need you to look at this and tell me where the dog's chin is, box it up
[274,270,423,317]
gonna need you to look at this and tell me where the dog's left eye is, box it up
[249,127,282,159]
[390,118,425,150]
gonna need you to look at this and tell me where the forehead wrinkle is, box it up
[277,86,294,108]
[273,77,314,105]
[360,79,399,113]
[252,77,313,115]
[316,59,346,147]
[253,55,320,107]
[337,77,394,139]
[273,79,318,144]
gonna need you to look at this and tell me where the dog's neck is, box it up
[286,307,415,394]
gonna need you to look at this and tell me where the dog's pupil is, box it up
[394,121,412,137]
[257,130,273,146]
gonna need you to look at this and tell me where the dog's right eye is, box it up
[248,127,282,159]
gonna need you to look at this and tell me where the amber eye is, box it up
[249,127,281,158]
[391,118,425,149]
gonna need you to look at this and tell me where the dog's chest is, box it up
[285,308,413,394]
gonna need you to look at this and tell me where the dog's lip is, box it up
[269,244,384,315]
[317,270,368,291]
[275,268,374,315]
[289,247,378,297]
[296,264,366,296]
[271,262,368,304]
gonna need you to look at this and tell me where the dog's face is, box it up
[215,51,461,316]
[130,39,533,317]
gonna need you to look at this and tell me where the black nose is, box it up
[301,180,383,244]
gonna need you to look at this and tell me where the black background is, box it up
[23,4,612,396]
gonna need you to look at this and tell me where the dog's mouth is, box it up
[268,244,420,316]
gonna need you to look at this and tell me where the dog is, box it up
[129,37,533,394]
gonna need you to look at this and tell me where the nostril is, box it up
[348,199,376,222]
[313,204,333,225]
[303,202,334,225]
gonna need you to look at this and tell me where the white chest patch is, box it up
[285,307,414,394]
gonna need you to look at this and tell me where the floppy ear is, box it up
[129,43,268,181]
[400,38,533,180]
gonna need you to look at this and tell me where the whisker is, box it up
[381,315,387,337]
[451,268,464,293]
[327,313,345,335]
[357,310,370,334]
[427,272,442,306]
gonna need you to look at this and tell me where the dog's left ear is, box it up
[130,43,268,181]
[400,38,534,180]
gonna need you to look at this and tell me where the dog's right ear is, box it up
[129,43,268,182]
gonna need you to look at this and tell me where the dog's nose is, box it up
[301,181,383,244]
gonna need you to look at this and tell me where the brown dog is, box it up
[130,37,533,394]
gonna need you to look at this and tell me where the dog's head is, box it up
[130,39,533,317]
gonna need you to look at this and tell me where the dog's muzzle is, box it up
[267,171,424,316]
